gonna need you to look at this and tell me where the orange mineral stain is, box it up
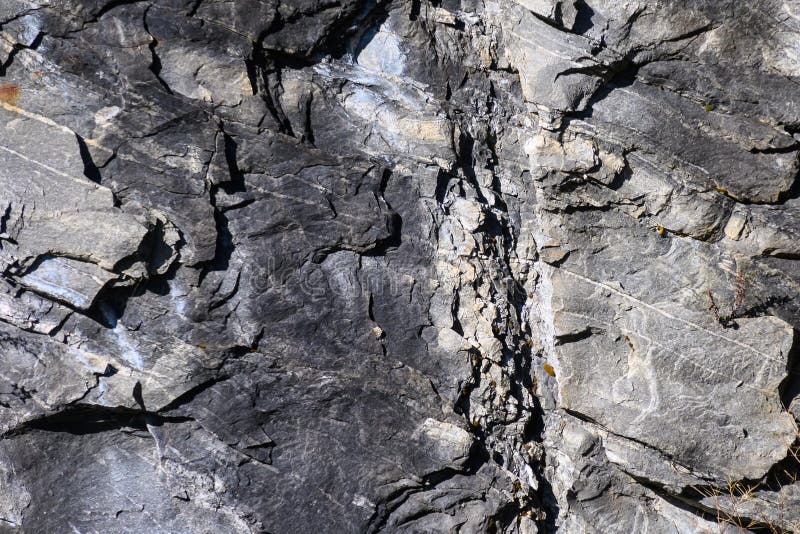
[0,84,19,105]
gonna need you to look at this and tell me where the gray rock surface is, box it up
[0,0,798,532]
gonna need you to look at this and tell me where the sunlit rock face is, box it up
[0,1,799,532]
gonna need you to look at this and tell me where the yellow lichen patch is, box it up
[543,363,556,377]
[711,183,731,196]
[0,83,19,105]
[624,335,635,351]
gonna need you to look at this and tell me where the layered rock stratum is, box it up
[1,1,799,532]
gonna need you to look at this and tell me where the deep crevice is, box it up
[143,7,174,95]
[434,168,451,207]
[186,0,203,17]
[749,144,800,155]
[362,169,403,257]
[780,330,800,419]
[572,0,596,35]
[0,31,44,76]
[564,59,643,123]
[0,203,11,238]
[302,91,315,145]
[75,134,102,184]
[222,132,246,193]
[553,326,601,346]
[157,376,230,413]
[409,0,421,21]
[5,404,192,437]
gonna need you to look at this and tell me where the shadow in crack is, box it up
[85,219,186,328]
[523,403,561,533]
[571,0,596,35]
[780,329,800,417]
[221,132,246,194]
[75,134,102,184]
[13,405,192,436]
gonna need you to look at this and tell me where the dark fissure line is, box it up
[75,134,102,183]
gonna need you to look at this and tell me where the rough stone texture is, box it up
[0,0,798,533]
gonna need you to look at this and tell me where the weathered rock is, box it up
[0,0,798,532]
[552,266,795,482]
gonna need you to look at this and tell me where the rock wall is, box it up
[0,0,799,532]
